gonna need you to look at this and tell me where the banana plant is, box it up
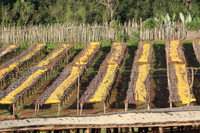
[161,13,176,25]
[180,12,185,24]
[180,12,193,24]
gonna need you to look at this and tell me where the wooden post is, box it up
[170,102,173,108]
[86,128,90,133]
[140,18,143,40]
[159,127,163,133]
[35,104,37,116]
[104,103,106,114]
[77,65,80,116]
[12,104,15,116]
[125,103,128,112]
[188,67,194,106]
[58,103,61,116]
[147,103,150,110]
[80,103,83,115]
[66,51,69,65]
[37,104,40,113]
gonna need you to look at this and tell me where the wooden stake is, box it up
[188,67,194,106]
[12,104,15,116]
[159,127,163,133]
[125,103,128,112]
[37,104,40,113]
[58,103,61,116]
[170,102,173,108]
[86,128,90,133]
[80,103,83,115]
[104,103,106,114]
[147,103,150,110]
[35,104,37,116]
[77,65,80,116]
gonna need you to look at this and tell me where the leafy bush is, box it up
[101,40,112,47]
[117,33,129,42]
[74,43,85,50]
[127,31,140,46]
[186,18,200,31]
[20,42,30,51]
[46,42,59,52]
[111,20,121,31]
[143,18,158,29]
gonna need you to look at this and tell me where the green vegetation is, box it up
[186,18,200,31]
[1,0,200,26]
[101,41,112,47]
[20,42,30,51]
[46,42,59,52]
[143,18,158,30]
[128,32,140,46]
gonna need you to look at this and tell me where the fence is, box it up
[0,21,187,44]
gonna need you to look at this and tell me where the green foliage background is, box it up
[1,0,200,26]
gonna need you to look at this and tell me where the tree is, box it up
[1,4,11,26]
[12,0,34,25]
[96,0,119,22]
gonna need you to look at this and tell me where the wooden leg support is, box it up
[147,103,150,110]
[125,103,128,112]
[80,103,83,115]
[58,103,61,116]
[86,128,90,133]
[104,103,106,114]
[170,102,173,108]
[35,104,37,116]
[12,104,15,116]
[159,127,163,133]
[37,104,40,114]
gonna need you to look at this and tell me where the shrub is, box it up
[101,40,112,47]
[46,42,59,52]
[117,33,129,42]
[110,20,121,31]
[143,18,158,30]
[127,31,140,46]
[186,18,200,31]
